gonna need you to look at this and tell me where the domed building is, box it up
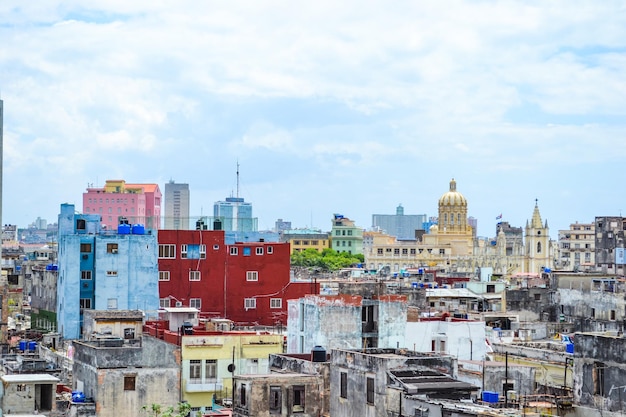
[423,178,474,256]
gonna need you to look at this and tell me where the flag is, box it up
[496,214,502,220]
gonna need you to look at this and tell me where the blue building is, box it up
[213,196,257,232]
[56,204,159,340]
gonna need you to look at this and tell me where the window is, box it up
[335,230,341,236]
[124,375,136,391]
[124,328,135,339]
[292,385,305,413]
[189,270,201,281]
[246,271,258,281]
[439,248,445,255]
[190,298,201,309]
[267,246,273,254]
[366,377,374,404]
[394,248,400,255]
[159,271,170,281]
[244,298,256,309]
[240,384,247,407]
[81,270,92,280]
[377,248,383,255]
[402,248,408,255]
[591,308,596,318]
[410,248,416,255]
[537,242,542,253]
[106,270,118,277]
[205,359,217,380]
[270,386,282,414]
[159,244,176,258]
[160,298,171,308]
[270,298,282,309]
[340,372,347,398]
[80,298,92,309]
[611,310,616,321]
[80,243,92,253]
[594,362,605,395]
[230,247,238,255]
[199,244,206,259]
[534,293,541,301]
[294,240,301,245]
[256,247,264,255]
[189,360,201,382]
[213,244,219,250]
[243,247,251,256]
[486,284,495,293]
[107,243,119,254]
[181,244,188,258]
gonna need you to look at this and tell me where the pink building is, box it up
[83,179,162,230]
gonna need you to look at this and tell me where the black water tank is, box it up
[182,322,194,335]
[311,345,326,362]
[213,219,222,231]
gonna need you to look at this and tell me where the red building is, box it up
[157,230,318,326]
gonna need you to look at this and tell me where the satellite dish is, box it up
[228,363,236,373]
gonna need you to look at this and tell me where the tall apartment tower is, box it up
[164,180,190,230]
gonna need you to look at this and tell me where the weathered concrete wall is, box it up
[377,297,407,349]
[574,333,626,412]
[458,361,535,396]
[73,336,181,417]
[234,374,323,417]
[506,288,556,322]
[557,288,625,333]
[269,354,331,415]
[405,320,487,361]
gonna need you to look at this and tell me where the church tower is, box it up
[524,200,551,274]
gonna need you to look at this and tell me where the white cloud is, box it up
[1,1,625,236]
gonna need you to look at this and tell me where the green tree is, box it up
[141,402,191,417]
[291,248,364,272]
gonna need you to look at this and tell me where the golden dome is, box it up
[438,178,467,207]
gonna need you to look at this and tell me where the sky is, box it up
[1,1,626,238]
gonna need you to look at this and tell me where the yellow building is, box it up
[281,229,330,254]
[181,331,284,413]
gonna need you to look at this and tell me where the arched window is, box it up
[444,213,448,224]
[537,242,542,253]
[458,214,461,225]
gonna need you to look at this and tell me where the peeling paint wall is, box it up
[574,334,626,412]
[405,320,487,361]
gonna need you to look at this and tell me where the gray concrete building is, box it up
[330,348,477,417]
[164,180,190,230]
[595,216,626,275]
[72,310,181,417]
[372,204,428,240]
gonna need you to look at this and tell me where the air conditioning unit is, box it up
[175,301,183,307]
[111,249,118,254]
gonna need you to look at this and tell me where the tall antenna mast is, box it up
[236,160,240,199]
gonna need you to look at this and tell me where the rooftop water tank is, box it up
[131,224,145,235]
[311,345,326,362]
[118,223,131,235]
[182,322,194,335]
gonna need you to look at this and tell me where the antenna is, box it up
[236,160,240,199]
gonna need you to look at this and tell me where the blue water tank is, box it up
[411,282,418,288]
[28,341,37,351]
[72,391,86,403]
[118,223,131,235]
[131,224,145,235]
[566,343,574,354]
[19,340,27,351]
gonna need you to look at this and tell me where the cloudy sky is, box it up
[2,1,625,237]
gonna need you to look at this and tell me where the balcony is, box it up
[184,378,222,393]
